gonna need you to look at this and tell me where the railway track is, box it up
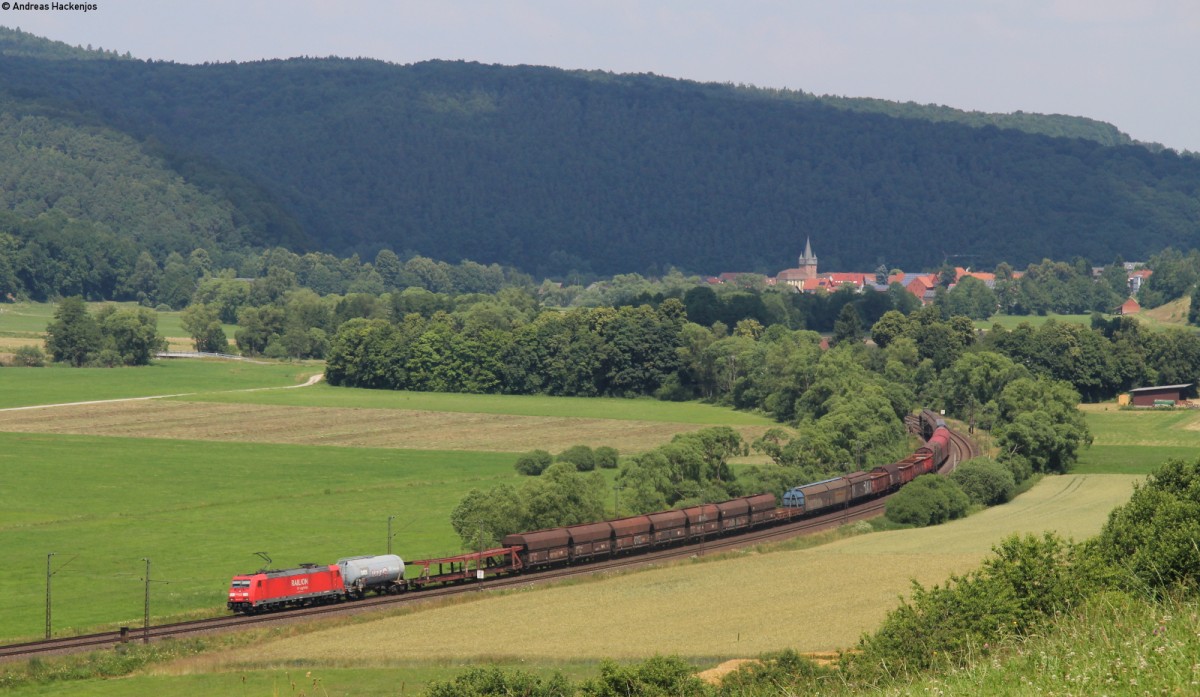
[1,419,977,663]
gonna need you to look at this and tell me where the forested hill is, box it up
[3,27,1200,278]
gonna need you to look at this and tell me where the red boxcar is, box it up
[227,564,344,613]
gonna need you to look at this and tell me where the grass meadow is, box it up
[1074,404,1200,473]
[0,301,237,355]
[0,432,528,643]
[973,313,1096,330]
[185,383,777,425]
[0,360,319,409]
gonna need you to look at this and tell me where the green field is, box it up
[1074,406,1200,474]
[0,432,532,643]
[185,382,776,425]
[974,313,1097,330]
[0,360,318,409]
[0,301,237,351]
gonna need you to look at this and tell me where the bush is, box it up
[1087,457,1200,596]
[885,475,970,527]
[514,449,553,476]
[595,446,619,469]
[556,444,596,472]
[425,666,573,697]
[949,457,1016,506]
[580,656,711,696]
[716,650,830,695]
[12,345,45,367]
[848,533,1085,682]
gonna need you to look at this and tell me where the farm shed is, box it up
[1128,383,1193,407]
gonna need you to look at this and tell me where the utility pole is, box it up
[45,552,55,639]
[388,514,397,555]
[142,558,151,644]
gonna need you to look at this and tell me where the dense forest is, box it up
[2,27,1199,281]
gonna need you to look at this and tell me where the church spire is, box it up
[802,237,815,262]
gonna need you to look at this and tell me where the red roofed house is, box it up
[1116,297,1141,315]
[1128,269,1153,295]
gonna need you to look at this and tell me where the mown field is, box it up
[1074,403,1200,473]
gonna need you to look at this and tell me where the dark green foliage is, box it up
[579,656,712,697]
[95,305,165,365]
[939,275,997,319]
[450,464,607,549]
[831,303,862,346]
[514,449,553,476]
[1139,248,1200,309]
[424,666,574,697]
[992,378,1092,475]
[949,457,1016,506]
[3,44,1200,281]
[595,446,620,469]
[849,533,1085,681]
[44,296,100,366]
[180,303,230,353]
[614,428,744,513]
[449,484,528,551]
[557,445,596,472]
[11,344,45,367]
[1087,457,1200,596]
[885,476,970,527]
[325,302,683,398]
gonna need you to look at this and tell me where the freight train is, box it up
[228,421,952,614]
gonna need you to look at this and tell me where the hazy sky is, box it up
[5,1,1199,151]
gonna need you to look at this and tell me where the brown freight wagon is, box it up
[745,493,778,525]
[566,522,614,561]
[716,498,751,532]
[792,477,850,515]
[647,509,688,544]
[844,471,876,500]
[502,529,570,567]
[610,515,652,553]
[681,503,720,541]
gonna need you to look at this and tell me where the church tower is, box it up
[798,237,818,281]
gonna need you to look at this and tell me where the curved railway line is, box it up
[1,416,978,663]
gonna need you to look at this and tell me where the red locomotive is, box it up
[227,564,344,614]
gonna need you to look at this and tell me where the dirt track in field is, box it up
[0,399,771,453]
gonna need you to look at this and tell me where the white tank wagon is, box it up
[336,554,406,596]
